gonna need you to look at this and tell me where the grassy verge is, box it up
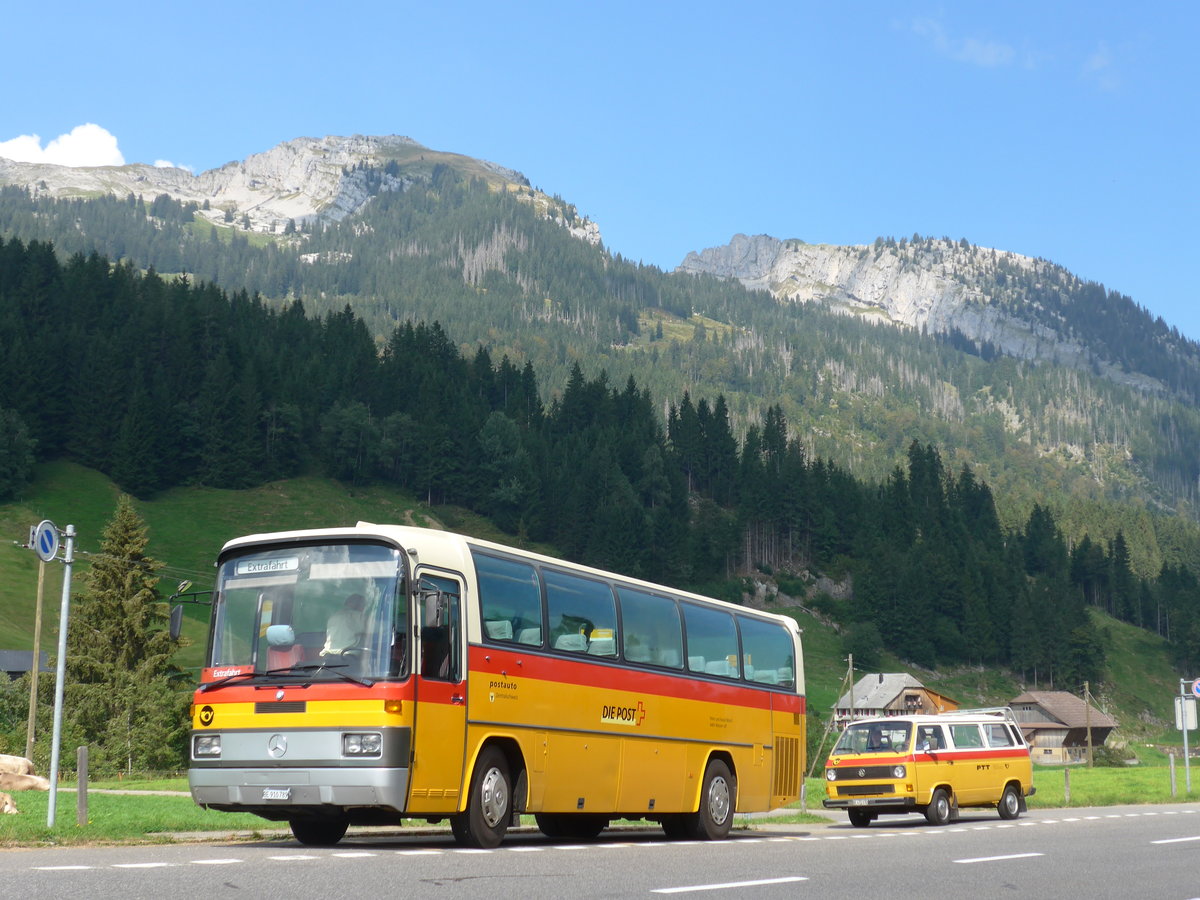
[5,766,1200,846]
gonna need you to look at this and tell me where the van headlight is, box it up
[194,734,222,758]
[826,769,838,781]
[892,765,906,778]
[343,732,382,757]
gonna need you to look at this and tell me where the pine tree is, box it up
[64,496,186,772]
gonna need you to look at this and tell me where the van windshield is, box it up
[833,721,912,755]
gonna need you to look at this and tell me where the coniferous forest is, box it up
[4,235,1200,690]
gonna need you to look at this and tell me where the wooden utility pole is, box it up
[1084,681,1094,768]
[24,559,46,761]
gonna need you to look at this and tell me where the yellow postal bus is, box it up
[188,523,806,847]
[823,707,1033,827]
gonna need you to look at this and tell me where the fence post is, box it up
[76,746,88,826]
[1064,767,1070,805]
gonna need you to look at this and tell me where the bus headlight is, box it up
[826,769,838,781]
[892,765,907,779]
[194,735,221,758]
[343,732,383,757]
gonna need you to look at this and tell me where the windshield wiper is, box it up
[274,662,376,688]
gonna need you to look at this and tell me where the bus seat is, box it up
[743,664,755,679]
[517,627,542,645]
[753,669,779,685]
[484,620,513,640]
[588,637,616,656]
[705,659,731,677]
[656,648,681,668]
[688,655,706,672]
[777,666,793,686]
[554,633,588,652]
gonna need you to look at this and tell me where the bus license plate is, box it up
[849,799,867,806]
[263,788,291,801]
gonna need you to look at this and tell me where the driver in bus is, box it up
[322,593,366,657]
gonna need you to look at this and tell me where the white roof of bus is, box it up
[219,522,802,633]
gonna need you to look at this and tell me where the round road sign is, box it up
[32,519,59,563]
[1192,678,1200,698]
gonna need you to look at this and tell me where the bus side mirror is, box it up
[170,604,184,641]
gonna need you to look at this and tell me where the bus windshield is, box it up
[209,541,407,682]
[833,721,912,755]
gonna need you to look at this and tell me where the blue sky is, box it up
[3,2,1197,338]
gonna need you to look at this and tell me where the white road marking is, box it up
[332,851,376,858]
[652,876,808,894]
[954,852,1043,864]
[113,862,174,868]
[34,865,92,871]
[191,858,242,865]
[1152,835,1200,845]
[268,854,319,860]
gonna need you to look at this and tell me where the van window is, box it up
[985,723,1014,747]
[950,724,985,748]
[916,725,946,751]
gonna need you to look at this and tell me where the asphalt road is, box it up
[4,804,1200,899]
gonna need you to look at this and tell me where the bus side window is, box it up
[545,569,617,656]
[473,553,541,645]
[617,587,682,668]
[682,603,738,678]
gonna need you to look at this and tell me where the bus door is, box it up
[408,571,467,813]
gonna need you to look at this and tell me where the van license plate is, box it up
[263,788,291,801]
[849,799,867,806]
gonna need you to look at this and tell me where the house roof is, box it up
[1010,691,1118,729]
[836,673,927,710]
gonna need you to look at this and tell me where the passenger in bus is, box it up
[322,593,366,657]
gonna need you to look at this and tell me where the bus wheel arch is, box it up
[451,737,526,848]
[683,753,737,840]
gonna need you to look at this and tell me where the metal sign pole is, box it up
[46,524,75,828]
[1183,679,1192,794]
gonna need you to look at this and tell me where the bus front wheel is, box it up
[452,745,511,848]
[684,758,736,840]
[290,817,348,846]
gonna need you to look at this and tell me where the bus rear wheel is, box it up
[290,817,348,846]
[451,745,511,848]
[683,758,736,840]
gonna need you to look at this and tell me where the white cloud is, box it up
[154,159,193,172]
[1082,41,1120,91]
[911,18,1016,68]
[0,123,125,167]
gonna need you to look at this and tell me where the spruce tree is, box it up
[63,496,186,772]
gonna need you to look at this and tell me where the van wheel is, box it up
[924,788,952,826]
[998,783,1022,820]
[848,809,873,828]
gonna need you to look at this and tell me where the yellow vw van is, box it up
[823,707,1034,827]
